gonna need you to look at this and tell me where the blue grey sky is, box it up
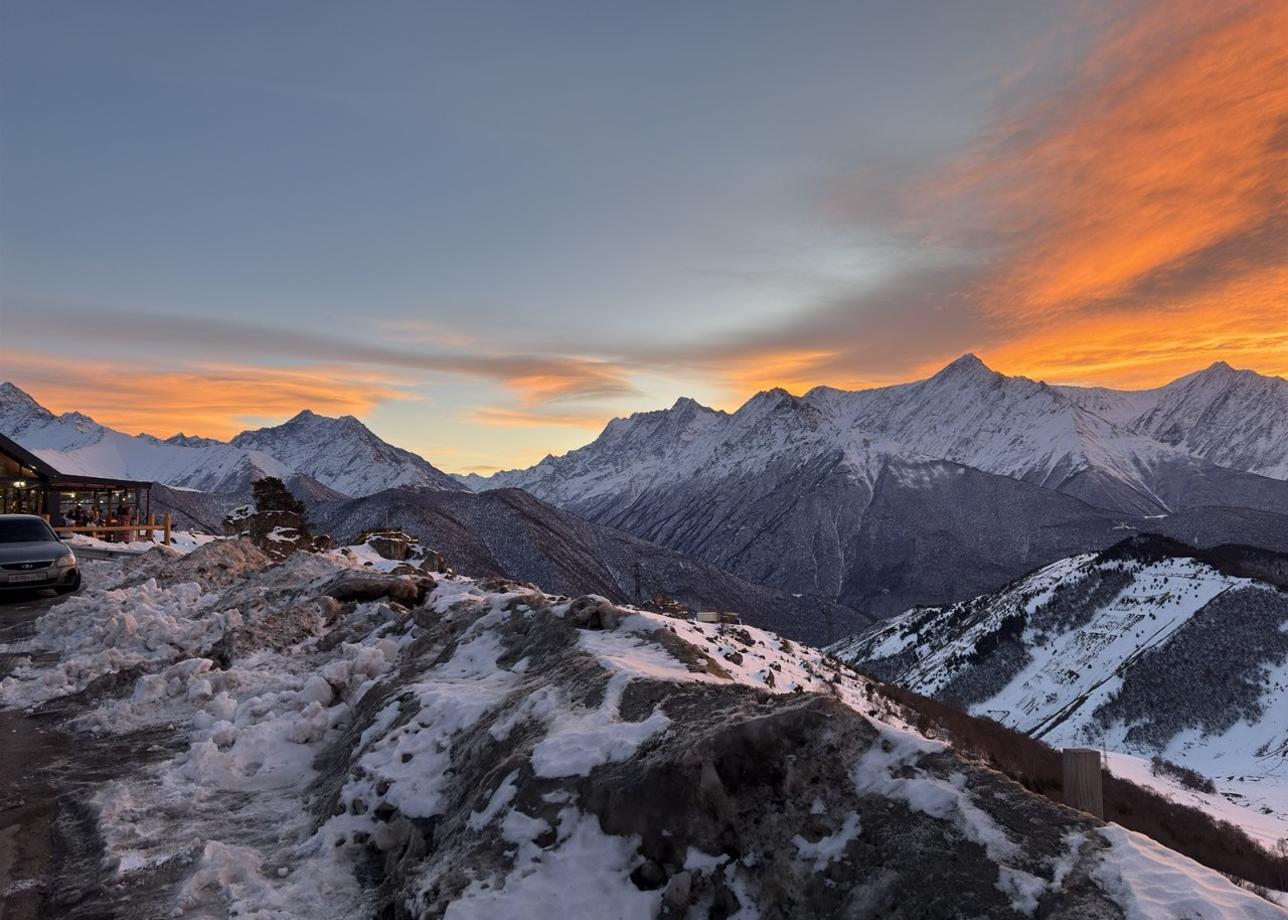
[12,1,1276,471]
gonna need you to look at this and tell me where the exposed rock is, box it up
[320,571,433,607]
[565,594,630,630]
[357,529,419,561]
[222,506,333,559]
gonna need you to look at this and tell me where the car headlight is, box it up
[55,552,76,568]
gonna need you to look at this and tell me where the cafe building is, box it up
[0,432,152,525]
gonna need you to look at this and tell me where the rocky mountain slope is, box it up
[315,486,870,646]
[0,383,462,499]
[828,536,1288,845]
[2,540,1282,918]
[458,358,1288,616]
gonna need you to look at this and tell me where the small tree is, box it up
[252,477,306,517]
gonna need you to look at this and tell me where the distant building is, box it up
[0,432,151,524]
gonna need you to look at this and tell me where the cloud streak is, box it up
[1,352,410,439]
[1,301,640,407]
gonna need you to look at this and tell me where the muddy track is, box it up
[0,591,179,919]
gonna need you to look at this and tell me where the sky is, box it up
[1,0,1285,472]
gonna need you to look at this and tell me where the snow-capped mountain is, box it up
[481,355,1288,518]
[0,381,297,494]
[807,354,1260,515]
[0,383,463,499]
[829,535,1288,843]
[231,410,465,497]
[1115,361,1288,481]
[489,387,1120,615]
[471,360,1288,615]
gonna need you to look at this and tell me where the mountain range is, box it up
[477,355,1288,515]
[5,355,1287,622]
[465,356,1288,614]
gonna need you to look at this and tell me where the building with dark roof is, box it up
[0,432,151,524]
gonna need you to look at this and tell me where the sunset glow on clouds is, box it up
[954,0,1288,382]
[0,353,412,440]
[682,0,1288,397]
[1,0,1284,470]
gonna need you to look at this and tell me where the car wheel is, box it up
[56,572,82,595]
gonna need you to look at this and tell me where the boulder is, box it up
[565,594,631,630]
[321,571,433,607]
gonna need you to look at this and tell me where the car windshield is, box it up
[0,519,58,543]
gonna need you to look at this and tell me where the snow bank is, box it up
[3,547,1284,919]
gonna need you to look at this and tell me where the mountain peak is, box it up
[928,352,998,384]
[0,381,45,412]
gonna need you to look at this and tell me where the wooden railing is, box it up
[50,513,172,546]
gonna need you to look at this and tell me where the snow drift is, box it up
[1,540,1283,918]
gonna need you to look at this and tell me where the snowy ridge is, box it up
[828,539,1288,846]
[2,542,1282,917]
[0,383,461,498]
[477,355,1288,517]
[484,389,920,508]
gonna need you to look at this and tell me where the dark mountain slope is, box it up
[316,486,870,646]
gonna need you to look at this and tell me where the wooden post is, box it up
[148,514,157,543]
[1063,748,1103,819]
[163,513,172,546]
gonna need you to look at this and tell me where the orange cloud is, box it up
[940,0,1288,388]
[2,353,410,439]
[988,265,1288,387]
[692,0,1288,396]
[504,359,639,406]
[944,0,1287,320]
[718,350,842,396]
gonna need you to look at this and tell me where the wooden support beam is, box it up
[1062,748,1104,819]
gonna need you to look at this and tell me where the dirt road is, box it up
[0,585,192,920]
[0,590,67,920]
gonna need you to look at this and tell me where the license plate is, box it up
[8,572,46,583]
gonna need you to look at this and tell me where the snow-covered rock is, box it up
[2,545,1284,918]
